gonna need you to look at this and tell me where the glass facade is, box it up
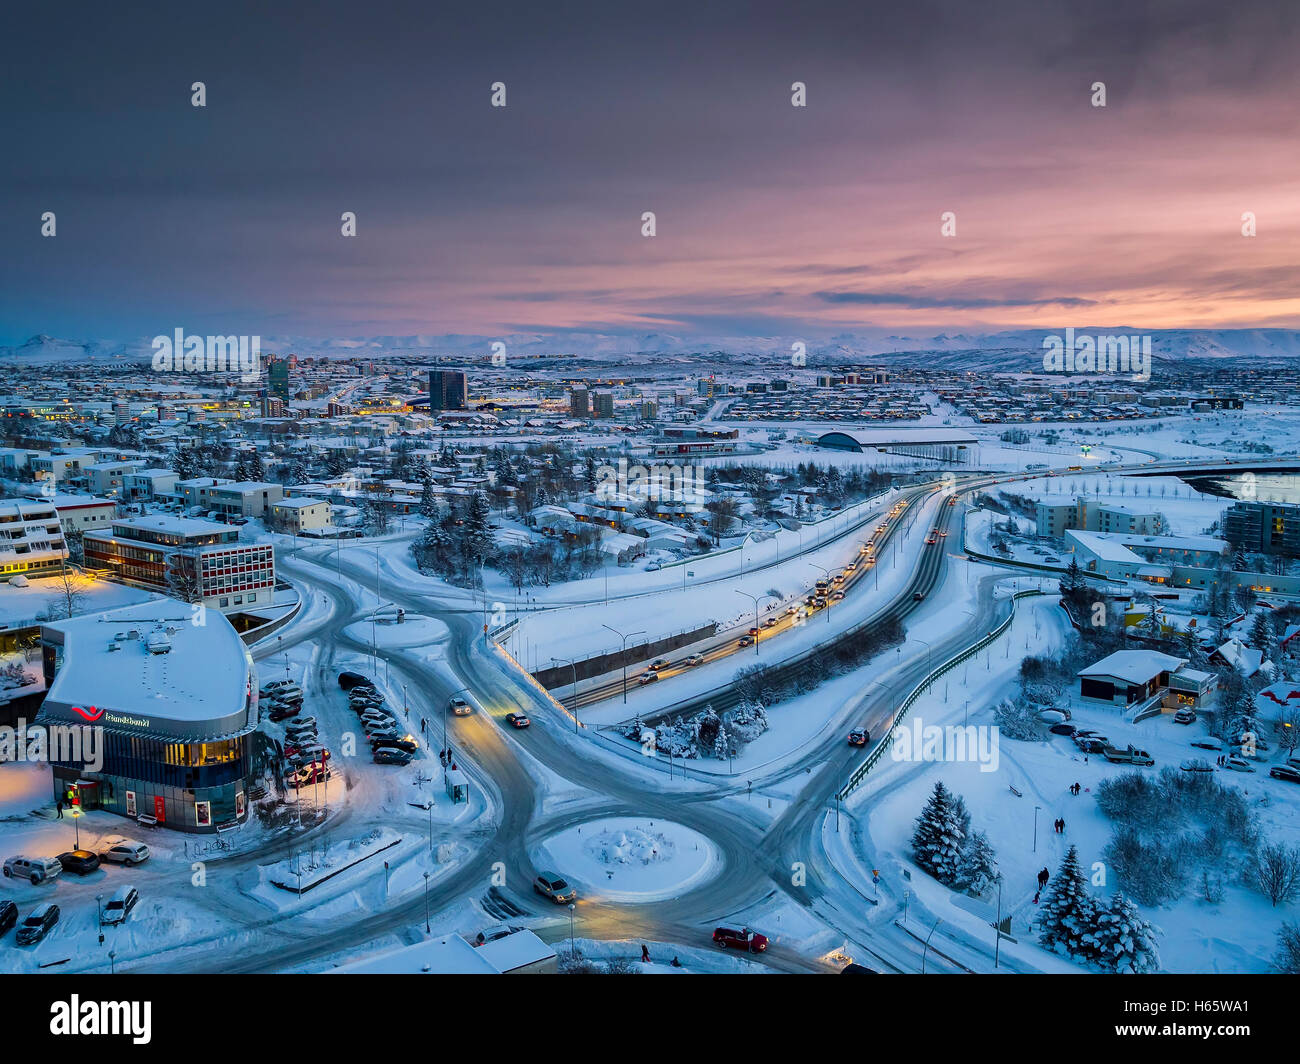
[51,733,251,833]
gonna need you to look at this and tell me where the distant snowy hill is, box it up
[4,328,1300,367]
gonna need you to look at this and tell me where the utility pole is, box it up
[601,623,644,704]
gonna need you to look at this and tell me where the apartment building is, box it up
[0,500,68,578]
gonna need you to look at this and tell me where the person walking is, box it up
[641,944,650,964]
[55,797,64,820]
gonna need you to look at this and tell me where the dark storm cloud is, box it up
[1,0,1298,341]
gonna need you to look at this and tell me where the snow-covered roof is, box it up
[1214,639,1265,676]
[1078,649,1187,684]
[38,601,254,740]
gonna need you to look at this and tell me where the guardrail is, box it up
[837,587,1044,801]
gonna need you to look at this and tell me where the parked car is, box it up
[287,763,333,789]
[637,671,660,685]
[1074,737,1108,755]
[0,900,16,936]
[338,671,371,691]
[533,872,576,903]
[1268,765,1300,784]
[685,653,705,666]
[3,855,62,884]
[1223,756,1255,773]
[285,717,318,734]
[847,730,869,747]
[1173,709,1197,725]
[261,679,301,697]
[360,709,396,724]
[267,704,300,722]
[449,696,472,716]
[645,561,662,572]
[16,903,59,945]
[373,748,414,766]
[712,926,768,953]
[473,924,519,946]
[57,850,101,875]
[1049,723,1077,737]
[101,886,139,926]
[99,841,150,866]
[506,713,531,729]
[364,724,399,741]
[372,736,419,754]
[1190,737,1225,752]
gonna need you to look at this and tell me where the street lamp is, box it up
[552,656,579,730]
[423,870,431,933]
[601,624,645,704]
[568,901,576,957]
[734,590,776,656]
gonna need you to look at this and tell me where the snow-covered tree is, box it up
[955,830,999,896]
[1274,922,1300,974]
[1037,846,1100,962]
[911,781,966,885]
[1093,892,1161,973]
[712,723,729,762]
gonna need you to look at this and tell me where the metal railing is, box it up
[837,587,1044,800]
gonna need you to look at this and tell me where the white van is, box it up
[101,885,140,925]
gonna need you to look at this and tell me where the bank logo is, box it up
[71,705,105,722]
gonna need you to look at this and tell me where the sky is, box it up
[1,0,1299,346]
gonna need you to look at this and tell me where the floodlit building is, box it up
[37,601,259,833]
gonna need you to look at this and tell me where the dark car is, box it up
[16,903,59,945]
[913,592,925,602]
[848,730,869,747]
[373,748,414,766]
[506,713,531,729]
[712,926,768,953]
[0,900,16,936]
[57,850,101,875]
[267,703,300,722]
[738,636,755,647]
[338,671,371,691]
[372,736,419,754]
[1269,765,1300,784]
[1049,723,1077,737]
[1074,737,1107,754]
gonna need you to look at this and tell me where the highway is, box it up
[127,456,1209,975]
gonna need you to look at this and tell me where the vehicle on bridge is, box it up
[847,730,870,747]
[506,712,531,729]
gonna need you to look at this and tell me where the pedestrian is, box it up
[1033,890,1040,904]
[1059,817,1066,834]
[671,955,682,968]
[641,944,650,963]
[55,797,63,820]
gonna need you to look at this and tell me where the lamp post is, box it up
[734,590,776,656]
[423,870,431,933]
[922,917,942,974]
[601,624,645,704]
[568,901,576,956]
[1033,804,1041,853]
[552,657,579,729]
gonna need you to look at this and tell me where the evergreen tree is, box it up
[911,781,966,885]
[1093,892,1161,974]
[712,723,729,762]
[419,473,439,519]
[1037,845,1101,962]
[955,830,999,896]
